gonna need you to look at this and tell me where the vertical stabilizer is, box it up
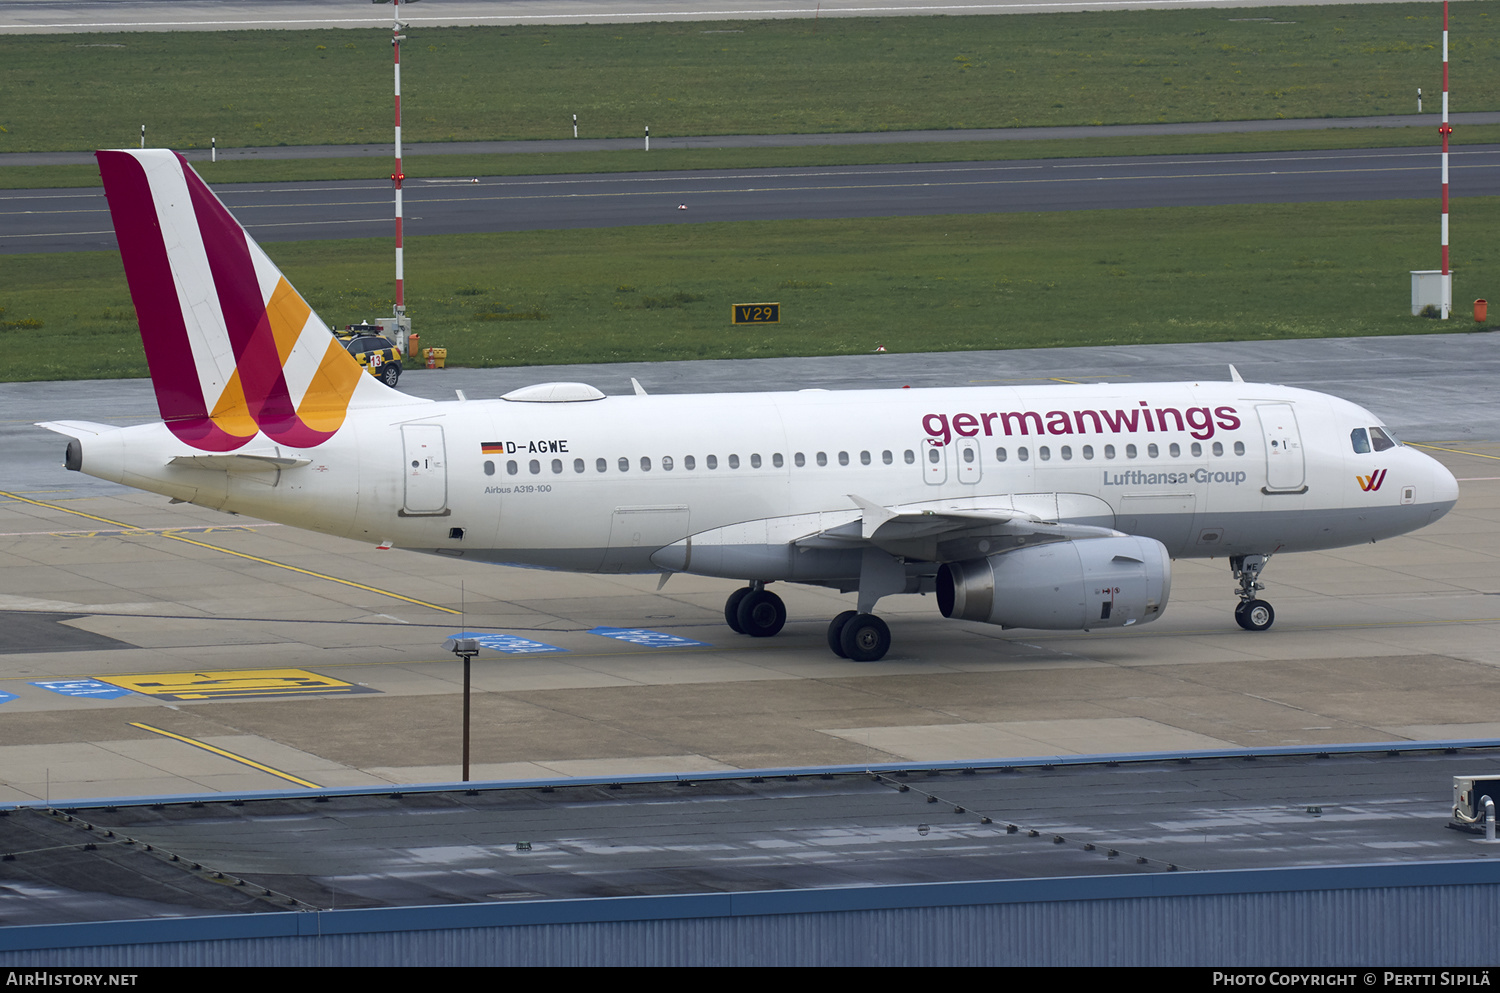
[97,149,399,452]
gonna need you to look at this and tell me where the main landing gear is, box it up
[722,585,894,662]
[1231,554,1275,632]
[724,583,786,638]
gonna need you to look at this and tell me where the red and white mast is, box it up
[1440,0,1452,318]
[391,0,406,321]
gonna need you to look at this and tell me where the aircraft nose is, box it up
[1432,455,1460,507]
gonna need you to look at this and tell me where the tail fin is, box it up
[97,149,401,453]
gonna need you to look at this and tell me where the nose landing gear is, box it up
[1231,554,1275,631]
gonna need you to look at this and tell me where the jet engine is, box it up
[936,535,1171,631]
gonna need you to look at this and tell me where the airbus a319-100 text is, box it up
[39,150,1460,661]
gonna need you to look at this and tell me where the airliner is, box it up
[38,150,1461,661]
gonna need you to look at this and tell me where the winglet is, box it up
[848,494,898,540]
[1229,364,1244,383]
[631,378,648,396]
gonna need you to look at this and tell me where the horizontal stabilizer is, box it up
[168,453,311,473]
[36,420,119,438]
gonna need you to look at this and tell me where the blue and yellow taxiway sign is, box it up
[97,668,375,701]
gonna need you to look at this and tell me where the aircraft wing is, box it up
[655,492,1124,578]
[793,493,1122,562]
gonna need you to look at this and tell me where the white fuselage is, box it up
[71,380,1459,587]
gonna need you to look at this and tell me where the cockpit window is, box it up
[1369,426,1397,452]
[1351,428,1370,454]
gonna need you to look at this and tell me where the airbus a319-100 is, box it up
[39,150,1460,662]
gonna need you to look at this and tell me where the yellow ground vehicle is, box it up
[334,324,402,387]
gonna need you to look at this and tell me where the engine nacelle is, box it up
[936,535,1172,631]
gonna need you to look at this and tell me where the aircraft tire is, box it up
[839,613,891,662]
[736,589,786,638]
[827,610,858,657]
[1235,599,1275,632]
[724,587,751,634]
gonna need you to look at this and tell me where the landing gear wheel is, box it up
[381,364,401,388]
[827,610,858,657]
[736,589,786,638]
[839,613,891,662]
[1235,599,1275,632]
[724,587,751,634]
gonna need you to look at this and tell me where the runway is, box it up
[7,145,1498,254]
[0,0,1429,34]
[2,334,1498,803]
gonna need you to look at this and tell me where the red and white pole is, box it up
[1440,0,1452,318]
[392,0,406,318]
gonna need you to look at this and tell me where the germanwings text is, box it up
[922,403,1242,446]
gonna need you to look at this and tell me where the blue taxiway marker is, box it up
[448,632,568,654]
[30,679,136,700]
[588,627,708,649]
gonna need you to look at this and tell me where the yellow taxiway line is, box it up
[0,490,460,615]
[128,722,323,789]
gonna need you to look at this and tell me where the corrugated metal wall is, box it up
[6,866,1499,966]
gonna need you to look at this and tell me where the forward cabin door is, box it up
[1256,403,1306,492]
[401,424,449,515]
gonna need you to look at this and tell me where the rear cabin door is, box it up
[401,424,449,515]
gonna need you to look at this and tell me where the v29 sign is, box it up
[732,303,780,325]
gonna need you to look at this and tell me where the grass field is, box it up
[1,4,1494,154]
[7,124,1500,191]
[2,198,1492,382]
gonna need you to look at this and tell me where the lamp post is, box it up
[444,637,479,781]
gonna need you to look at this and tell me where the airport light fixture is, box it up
[444,636,479,781]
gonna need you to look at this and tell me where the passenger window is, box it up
[1061,446,1072,461]
[707,455,718,469]
[1169,443,1180,458]
[640,456,651,471]
[1370,427,1396,452]
[1039,446,1050,461]
[618,457,630,472]
[773,453,784,468]
[1351,428,1370,454]
[904,450,915,464]
[551,459,562,474]
[838,451,849,466]
[529,459,541,474]
[1018,447,1029,461]
[795,452,805,467]
[1147,444,1158,459]
[1104,445,1116,459]
[573,458,585,473]
[507,460,518,475]
[861,451,871,465]
[728,454,740,469]
[662,456,674,471]
[1082,445,1093,460]
[750,454,761,468]
[484,461,495,476]
[685,455,696,470]
[1125,444,1137,459]
[1233,441,1245,456]
[882,450,893,465]
[1212,442,1224,457]
[995,447,1007,462]
[962,447,975,463]
[927,447,940,464]
[817,452,828,467]
[1191,442,1202,458]
[596,458,607,473]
